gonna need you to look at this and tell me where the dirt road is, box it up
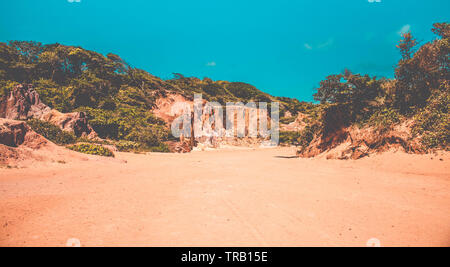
[0,148,449,247]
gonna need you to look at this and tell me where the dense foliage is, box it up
[27,119,76,145]
[412,90,449,149]
[0,41,176,149]
[0,40,315,150]
[312,23,449,150]
[279,131,302,145]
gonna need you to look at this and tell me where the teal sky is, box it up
[1,0,449,101]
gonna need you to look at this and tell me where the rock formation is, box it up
[0,84,97,138]
[0,118,48,165]
[0,118,49,149]
[298,120,423,160]
[0,84,51,120]
[0,118,90,166]
[152,94,275,152]
[280,113,308,132]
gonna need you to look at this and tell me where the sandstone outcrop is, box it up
[0,118,48,149]
[280,113,308,132]
[152,94,275,152]
[0,84,97,138]
[0,118,48,165]
[0,118,90,166]
[299,121,423,160]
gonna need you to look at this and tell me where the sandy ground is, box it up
[0,147,449,247]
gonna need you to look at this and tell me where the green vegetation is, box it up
[147,143,171,153]
[114,140,170,153]
[279,131,301,145]
[412,90,449,149]
[0,41,176,150]
[114,140,141,152]
[0,80,19,98]
[27,119,76,145]
[279,123,321,150]
[0,23,448,152]
[368,108,402,129]
[67,143,114,157]
[312,23,449,150]
[297,124,322,152]
[0,40,311,151]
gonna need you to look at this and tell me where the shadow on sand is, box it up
[274,156,299,159]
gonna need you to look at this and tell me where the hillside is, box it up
[0,41,316,154]
[0,22,448,158]
[294,22,449,157]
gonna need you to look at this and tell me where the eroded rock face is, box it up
[152,94,275,152]
[296,104,424,160]
[0,119,28,147]
[0,84,97,138]
[299,121,423,160]
[0,118,47,149]
[0,118,90,166]
[0,84,51,120]
[280,113,308,132]
[40,109,97,139]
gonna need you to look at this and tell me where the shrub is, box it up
[125,125,169,147]
[67,143,114,157]
[298,124,321,152]
[0,80,19,99]
[114,140,170,153]
[78,107,168,141]
[148,143,170,153]
[412,91,449,150]
[368,108,401,129]
[27,119,76,145]
[279,131,301,145]
[115,140,140,152]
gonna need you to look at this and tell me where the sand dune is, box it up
[0,147,449,247]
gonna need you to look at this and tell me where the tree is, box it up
[313,74,347,104]
[38,51,62,80]
[393,24,449,113]
[397,33,418,60]
[432,22,450,39]
[313,72,382,105]
[393,33,421,113]
[8,41,43,63]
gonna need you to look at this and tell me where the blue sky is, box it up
[1,0,449,101]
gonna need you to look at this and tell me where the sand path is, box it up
[0,147,449,247]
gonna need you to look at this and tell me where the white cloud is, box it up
[206,61,216,67]
[398,24,411,36]
[304,38,334,50]
[368,0,382,3]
